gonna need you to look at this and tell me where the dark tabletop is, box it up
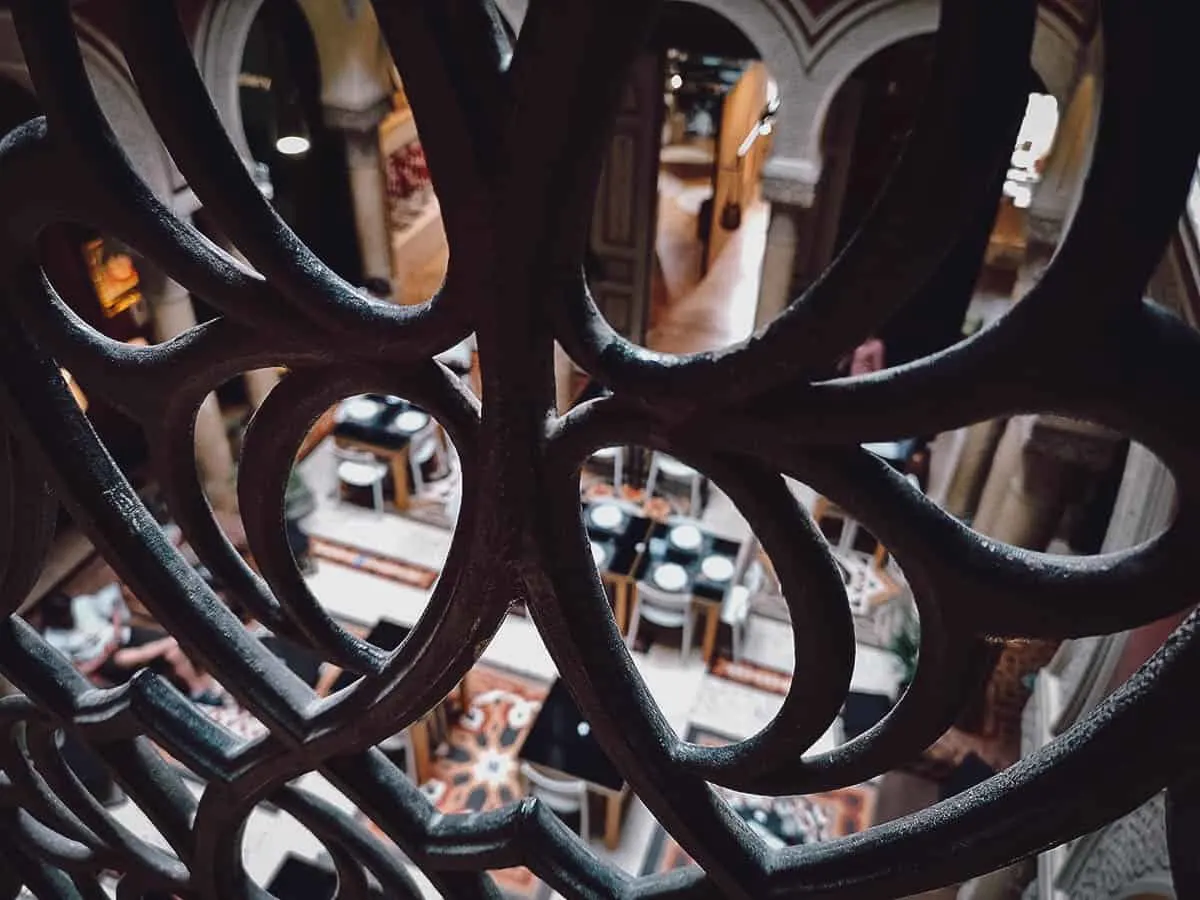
[518,679,625,792]
[330,620,412,693]
[634,521,742,602]
[583,500,653,580]
[267,854,386,900]
[333,394,428,451]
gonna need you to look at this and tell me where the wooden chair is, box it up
[334,446,389,514]
[627,580,699,661]
[520,763,590,841]
[588,446,625,493]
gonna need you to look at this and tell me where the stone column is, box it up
[975,415,1122,551]
[243,368,282,409]
[326,102,393,285]
[754,204,802,330]
[973,416,1029,538]
[755,159,818,330]
[944,419,1007,520]
[147,275,238,512]
[554,342,575,414]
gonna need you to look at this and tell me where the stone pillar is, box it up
[974,416,1122,551]
[1101,442,1176,553]
[755,204,802,330]
[326,103,393,285]
[554,342,575,414]
[243,367,282,409]
[148,275,238,512]
[755,159,818,330]
[944,419,1007,520]
[973,416,1029,537]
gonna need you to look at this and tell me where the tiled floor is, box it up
[646,173,768,355]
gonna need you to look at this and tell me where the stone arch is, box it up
[193,0,263,164]
[0,11,178,206]
[195,0,392,162]
[799,1,1083,180]
[491,0,811,166]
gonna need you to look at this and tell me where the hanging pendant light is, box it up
[274,89,310,156]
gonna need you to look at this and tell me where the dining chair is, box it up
[408,422,448,496]
[334,447,389,514]
[520,762,590,841]
[627,580,699,661]
[588,446,625,493]
[645,452,704,515]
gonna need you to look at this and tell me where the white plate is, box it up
[590,542,605,566]
[589,504,623,530]
[669,524,703,551]
[652,562,688,592]
[394,410,430,433]
[342,397,379,422]
[700,555,734,582]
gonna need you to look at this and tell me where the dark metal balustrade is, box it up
[0,0,1199,897]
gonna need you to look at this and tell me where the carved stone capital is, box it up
[1026,212,1065,247]
[322,99,392,135]
[1057,794,1172,900]
[1028,415,1123,471]
[760,156,821,207]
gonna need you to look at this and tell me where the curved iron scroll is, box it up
[0,0,1199,897]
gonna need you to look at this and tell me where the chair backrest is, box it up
[635,580,694,612]
[520,762,585,813]
[334,445,382,466]
[408,421,442,462]
[732,536,759,586]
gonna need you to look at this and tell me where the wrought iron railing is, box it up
[1,0,1199,897]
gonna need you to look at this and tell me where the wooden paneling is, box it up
[588,53,664,346]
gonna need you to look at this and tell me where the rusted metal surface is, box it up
[0,0,1199,897]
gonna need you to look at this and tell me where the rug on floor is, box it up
[362,664,553,900]
[308,535,439,590]
[640,725,877,876]
[710,655,792,696]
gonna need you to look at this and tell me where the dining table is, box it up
[517,678,628,850]
[332,394,433,510]
[632,519,742,664]
[316,619,466,784]
[583,499,654,634]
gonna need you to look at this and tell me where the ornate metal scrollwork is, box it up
[1,0,1200,897]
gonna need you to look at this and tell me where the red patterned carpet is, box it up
[308,535,439,590]
[420,665,552,899]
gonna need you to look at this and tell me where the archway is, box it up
[223,0,362,284]
[642,4,776,356]
[491,0,809,168]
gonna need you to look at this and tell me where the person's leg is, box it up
[112,630,221,703]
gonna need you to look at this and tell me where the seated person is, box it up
[37,585,223,706]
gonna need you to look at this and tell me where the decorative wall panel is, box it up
[0,1,1199,898]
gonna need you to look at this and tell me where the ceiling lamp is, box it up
[273,83,311,157]
[276,134,310,156]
